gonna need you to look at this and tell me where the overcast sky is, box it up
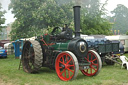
[0,0,128,25]
[101,0,128,11]
[0,0,15,25]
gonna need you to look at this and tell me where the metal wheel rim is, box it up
[81,50,101,76]
[22,42,35,73]
[22,40,43,73]
[55,51,78,81]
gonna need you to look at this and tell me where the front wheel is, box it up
[81,50,102,76]
[55,51,79,81]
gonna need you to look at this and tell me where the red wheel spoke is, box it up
[62,57,64,63]
[59,61,65,65]
[66,55,68,62]
[67,68,74,73]
[67,59,72,64]
[64,69,66,78]
[91,66,97,72]
[68,65,74,67]
[59,67,62,69]
[92,63,98,66]
[68,70,70,78]
[92,58,97,62]
[84,57,89,61]
[91,68,92,74]
[60,69,66,75]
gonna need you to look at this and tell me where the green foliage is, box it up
[9,0,112,40]
[0,3,6,32]
[110,4,128,34]
[81,15,111,35]
[126,31,128,35]
[9,0,73,40]
[81,0,111,35]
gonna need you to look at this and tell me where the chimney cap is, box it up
[73,6,81,8]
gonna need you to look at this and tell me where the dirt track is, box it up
[0,78,13,85]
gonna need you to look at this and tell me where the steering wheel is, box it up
[51,27,62,35]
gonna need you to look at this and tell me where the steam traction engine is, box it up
[21,6,102,81]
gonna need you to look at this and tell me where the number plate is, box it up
[83,66,90,69]
[0,52,3,53]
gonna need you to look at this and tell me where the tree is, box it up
[9,0,112,40]
[9,0,73,40]
[126,31,128,35]
[0,3,6,32]
[81,0,111,35]
[110,4,128,34]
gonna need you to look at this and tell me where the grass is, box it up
[0,54,128,85]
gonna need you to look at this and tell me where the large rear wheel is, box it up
[81,50,102,76]
[22,40,43,73]
[55,51,79,81]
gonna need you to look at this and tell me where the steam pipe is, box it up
[73,6,81,38]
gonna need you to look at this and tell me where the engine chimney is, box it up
[73,6,81,38]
